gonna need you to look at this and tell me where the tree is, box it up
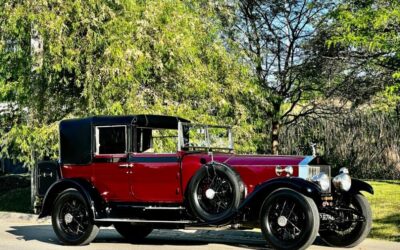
[329,0,400,114]
[0,0,257,168]
[217,0,338,154]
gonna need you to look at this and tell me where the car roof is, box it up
[60,114,190,129]
[59,115,189,165]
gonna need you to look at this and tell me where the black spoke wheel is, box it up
[52,188,99,245]
[260,188,319,250]
[114,223,153,242]
[319,194,372,248]
[188,162,244,222]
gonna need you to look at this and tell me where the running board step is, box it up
[95,218,195,224]
[125,206,186,210]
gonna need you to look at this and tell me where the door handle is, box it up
[118,163,134,168]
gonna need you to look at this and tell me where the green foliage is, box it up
[329,0,400,111]
[0,0,258,168]
[330,0,400,52]
[217,0,341,154]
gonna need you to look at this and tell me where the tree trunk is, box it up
[271,120,280,155]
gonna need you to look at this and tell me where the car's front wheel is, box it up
[260,188,319,250]
[319,194,372,248]
[51,188,99,245]
[114,223,153,242]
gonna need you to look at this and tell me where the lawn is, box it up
[0,175,399,242]
[365,180,400,242]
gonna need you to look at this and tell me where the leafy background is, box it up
[0,0,399,180]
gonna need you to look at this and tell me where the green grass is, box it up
[365,181,400,242]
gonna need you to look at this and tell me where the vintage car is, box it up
[34,115,373,250]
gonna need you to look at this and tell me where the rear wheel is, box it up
[319,194,372,247]
[114,223,153,242]
[52,189,99,245]
[260,188,319,250]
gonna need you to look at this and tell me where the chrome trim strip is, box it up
[95,218,194,224]
[298,156,314,179]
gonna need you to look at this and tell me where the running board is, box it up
[124,205,186,210]
[95,218,195,224]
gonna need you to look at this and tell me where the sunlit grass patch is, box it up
[365,181,400,242]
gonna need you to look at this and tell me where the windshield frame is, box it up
[177,122,234,152]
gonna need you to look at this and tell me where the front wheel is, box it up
[51,188,99,245]
[319,194,372,248]
[114,223,153,242]
[260,188,319,250]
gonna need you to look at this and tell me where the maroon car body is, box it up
[61,154,305,203]
[34,115,373,249]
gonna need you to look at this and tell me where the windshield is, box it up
[178,122,233,151]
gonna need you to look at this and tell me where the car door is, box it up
[129,127,183,202]
[91,125,134,202]
[129,152,183,203]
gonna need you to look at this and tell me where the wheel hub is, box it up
[277,215,288,227]
[205,188,216,199]
[64,213,73,224]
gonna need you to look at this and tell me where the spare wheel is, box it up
[187,162,244,222]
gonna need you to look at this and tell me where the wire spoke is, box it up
[198,170,233,215]
[268,198,305,241]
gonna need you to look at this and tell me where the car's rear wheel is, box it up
[319,194,372,248]
[260,188,319,250]
[114,223,153,242]
[188,162,244,222]
[52,188,99,245]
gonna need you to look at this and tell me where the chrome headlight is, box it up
[312,172,330,191]
[333,172,351,191]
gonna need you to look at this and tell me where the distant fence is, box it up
[281,112,400,180]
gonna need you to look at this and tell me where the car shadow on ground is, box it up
[7,225,326,249]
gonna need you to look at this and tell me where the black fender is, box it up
[38,178,105,220]
[194,177,322,226]
[348,178,374,195]
[239,177,322,218]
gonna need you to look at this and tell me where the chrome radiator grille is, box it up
[308,165,331,193]
[307,165,331,180]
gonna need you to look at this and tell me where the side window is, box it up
[136,128,178,153]
[95,126,127,154]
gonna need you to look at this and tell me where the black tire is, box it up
[319,194,372,248]
[260,188,319,250]
[114,223,153,242]
[51,188,99,245]
[187,162,244,222]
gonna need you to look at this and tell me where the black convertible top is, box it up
[61,114,189,128]
[59,115,189,165]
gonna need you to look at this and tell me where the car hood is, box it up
[219,154,311,167]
